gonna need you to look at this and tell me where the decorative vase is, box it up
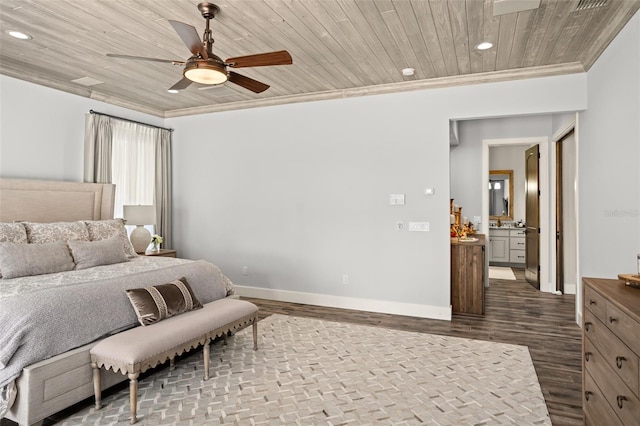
[153,242,160,251]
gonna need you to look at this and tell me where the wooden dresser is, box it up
[451,234,485,316]
[582,277,640,425]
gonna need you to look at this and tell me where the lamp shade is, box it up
[123,205,156,225]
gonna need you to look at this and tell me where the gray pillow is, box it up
[0,240,75,279]
[0,222,27,243]
[68,235,128,270]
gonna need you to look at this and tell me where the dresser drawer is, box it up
[584,309,640,395]
[510,237,525,250]
[584,337,640,426]
[584,285,607,322]
[606,302,640,357]
[584,370,624,426]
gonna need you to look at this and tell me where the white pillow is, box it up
[68,235,129,270]
[0,241,74,279]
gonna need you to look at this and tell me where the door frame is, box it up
[482,137,553,293]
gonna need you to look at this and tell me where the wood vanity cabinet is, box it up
[582,277,640,425]
[451,235,485,316]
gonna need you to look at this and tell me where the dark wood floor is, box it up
[244,268,583,426]
[2,268,583,425]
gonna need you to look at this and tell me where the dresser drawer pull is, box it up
[589,299,597,305]
[616,356,626,369]
[584,391,592,401]
[617,395,627,409]
[584,322,592,331]
[609,316,618,324]
[584,352,592,362]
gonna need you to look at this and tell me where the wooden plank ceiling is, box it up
[1,0,638,117]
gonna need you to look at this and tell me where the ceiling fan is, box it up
[107,2,292,94]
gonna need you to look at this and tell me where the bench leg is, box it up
[128,372,139,424]
[203,338,211,380]
[91,362,102,410]
[253,319,258,350]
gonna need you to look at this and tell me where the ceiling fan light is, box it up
[184,60,228,85]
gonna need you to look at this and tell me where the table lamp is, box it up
[123,205,156,254]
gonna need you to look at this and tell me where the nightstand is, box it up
[141,249,177,258]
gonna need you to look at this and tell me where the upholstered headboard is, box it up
[0,178,115,222]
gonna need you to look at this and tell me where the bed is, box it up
[0,178,234,425]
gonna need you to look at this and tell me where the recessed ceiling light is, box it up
[476,42,493,51]
[401,67,415,76]
[167,89,179,94]
[6,30,32,40]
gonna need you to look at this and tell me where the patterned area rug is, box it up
[489,266,517,280]
[58,314,550,425]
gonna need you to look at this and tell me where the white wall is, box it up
[168,75,586,319]
[579,11,640,280]
[0,76,165,181]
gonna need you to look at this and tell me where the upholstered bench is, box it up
[90,298,259,424]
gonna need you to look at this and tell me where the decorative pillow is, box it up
[125,277,203,326]
[68,235,128,270]
[84,219,137,259]
[24,221,89,244]
[0,240,74,279]
[0,223,28,243]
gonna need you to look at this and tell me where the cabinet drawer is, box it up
[584,337,640,425]
[584,285,607,322]
[509,250,525,263]
[490,229,509,237]
[606,302,640,357]
[510,237,525,249]
[584,370,624,426]
[510,229,526,237]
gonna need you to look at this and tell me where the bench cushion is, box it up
[90,298,258,374]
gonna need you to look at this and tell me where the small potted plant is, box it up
[151,234,163,251]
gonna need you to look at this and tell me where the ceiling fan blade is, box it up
[226,50,292,68]
[228,71,270,93]
[106,53,184,64]
[169,77,192,91]
[168,20,208,59]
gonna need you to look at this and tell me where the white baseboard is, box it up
[234,285,452,321]
[564,283,577,295]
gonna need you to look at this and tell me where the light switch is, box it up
[409,222,430,232]
[424,188,435,196]
[389,194,405,205]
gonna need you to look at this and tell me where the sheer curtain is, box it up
[84,113,172,248]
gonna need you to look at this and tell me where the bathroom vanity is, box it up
[488,227,525,266]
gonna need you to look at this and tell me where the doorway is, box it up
[482,137,551,292]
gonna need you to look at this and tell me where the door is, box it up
[555,140,564,293]
[525,145,540,289]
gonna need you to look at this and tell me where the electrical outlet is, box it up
[342,274,349,285]
[242,266,248,276]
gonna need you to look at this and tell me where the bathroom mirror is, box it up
[489,169,513,220]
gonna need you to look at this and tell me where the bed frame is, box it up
[1,178,126,426]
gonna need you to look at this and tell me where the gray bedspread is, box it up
[0,258,229,393]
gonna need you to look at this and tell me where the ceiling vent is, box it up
[575,0,608,11]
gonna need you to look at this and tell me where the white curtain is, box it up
[111,121,156,219]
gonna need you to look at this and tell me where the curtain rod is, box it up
[89,110,173,132]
